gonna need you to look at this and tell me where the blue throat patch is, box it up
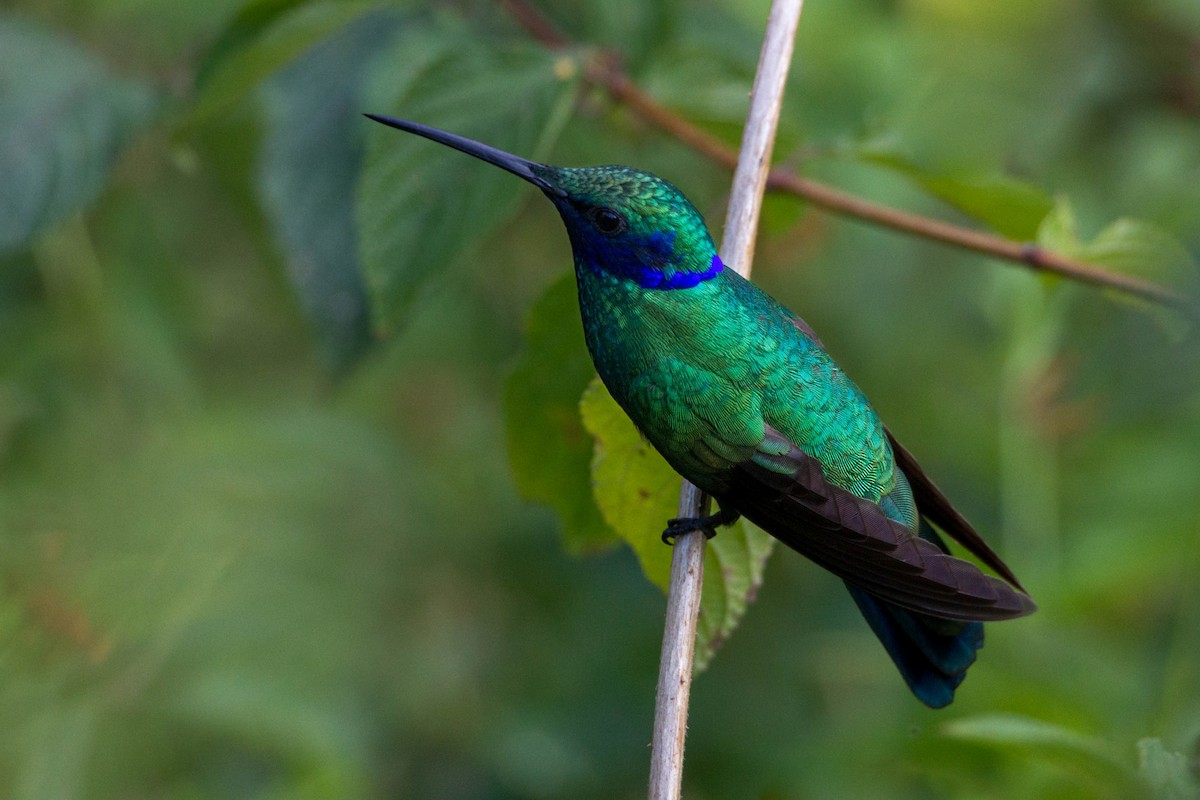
[644,253,725,289]
[582,226,725,290]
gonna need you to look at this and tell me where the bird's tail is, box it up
[844,521,984,708]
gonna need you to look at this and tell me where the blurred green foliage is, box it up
[1,0,1199,798]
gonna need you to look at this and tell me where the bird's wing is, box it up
[885,429,1026,591]
[721,425,1036,621]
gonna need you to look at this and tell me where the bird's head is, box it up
[365,115,723,289]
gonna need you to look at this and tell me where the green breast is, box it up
[575,264,896,503]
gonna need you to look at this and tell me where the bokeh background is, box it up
[2,0,1199,797]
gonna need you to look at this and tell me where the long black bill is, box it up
[363,114,566,198]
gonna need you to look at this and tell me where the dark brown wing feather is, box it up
[789,315,824,347]
[885,429,1026,591]
[719,427,1035,622]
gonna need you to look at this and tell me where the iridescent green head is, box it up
[365,115,723,289]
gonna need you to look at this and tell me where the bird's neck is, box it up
[573,257,735,387]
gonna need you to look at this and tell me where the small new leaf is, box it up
[1036,197,1082,257]
[1083,219,1196,289]
[1039,199,1197,326]
[1138,738,1200,800]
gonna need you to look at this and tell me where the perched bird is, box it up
[365,114,1036,707]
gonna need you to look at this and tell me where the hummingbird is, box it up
[365,114,1036,708]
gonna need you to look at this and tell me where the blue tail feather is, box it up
[846,584,983,708]
[846,518,985,708]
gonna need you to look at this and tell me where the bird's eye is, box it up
[588,206,627,235]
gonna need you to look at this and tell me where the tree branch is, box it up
[499,0,1191,313]
[648,2,804,799]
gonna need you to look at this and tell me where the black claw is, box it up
[660,506,741,545]
[661,518,718,545]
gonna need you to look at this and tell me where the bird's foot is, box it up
[661,506,741,545]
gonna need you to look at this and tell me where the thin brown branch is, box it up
[764,171,1188,309]
[497,0,568,48]
[501,0,1192,313]
[590,60,738,170]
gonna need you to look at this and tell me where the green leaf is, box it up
[695,513,774,668]
[0,17,156,253]
[1138,738,1200,800]
[191,0,376,124]
[579,378,773,669]
[578,379,678,589]
[917,172,1054,241]
[195,0,312,88]
[853,149,1055,240]
[258,10,406,368]
[357,34,580,333]
[504,274,616,553]
[942,713,1140,796]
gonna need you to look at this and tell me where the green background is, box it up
[1,0,1198,797]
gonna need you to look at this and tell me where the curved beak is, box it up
[364,114,566,198]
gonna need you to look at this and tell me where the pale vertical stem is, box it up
[648,485,708,799]
[718,0,804,278]
[648,2,805,798]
